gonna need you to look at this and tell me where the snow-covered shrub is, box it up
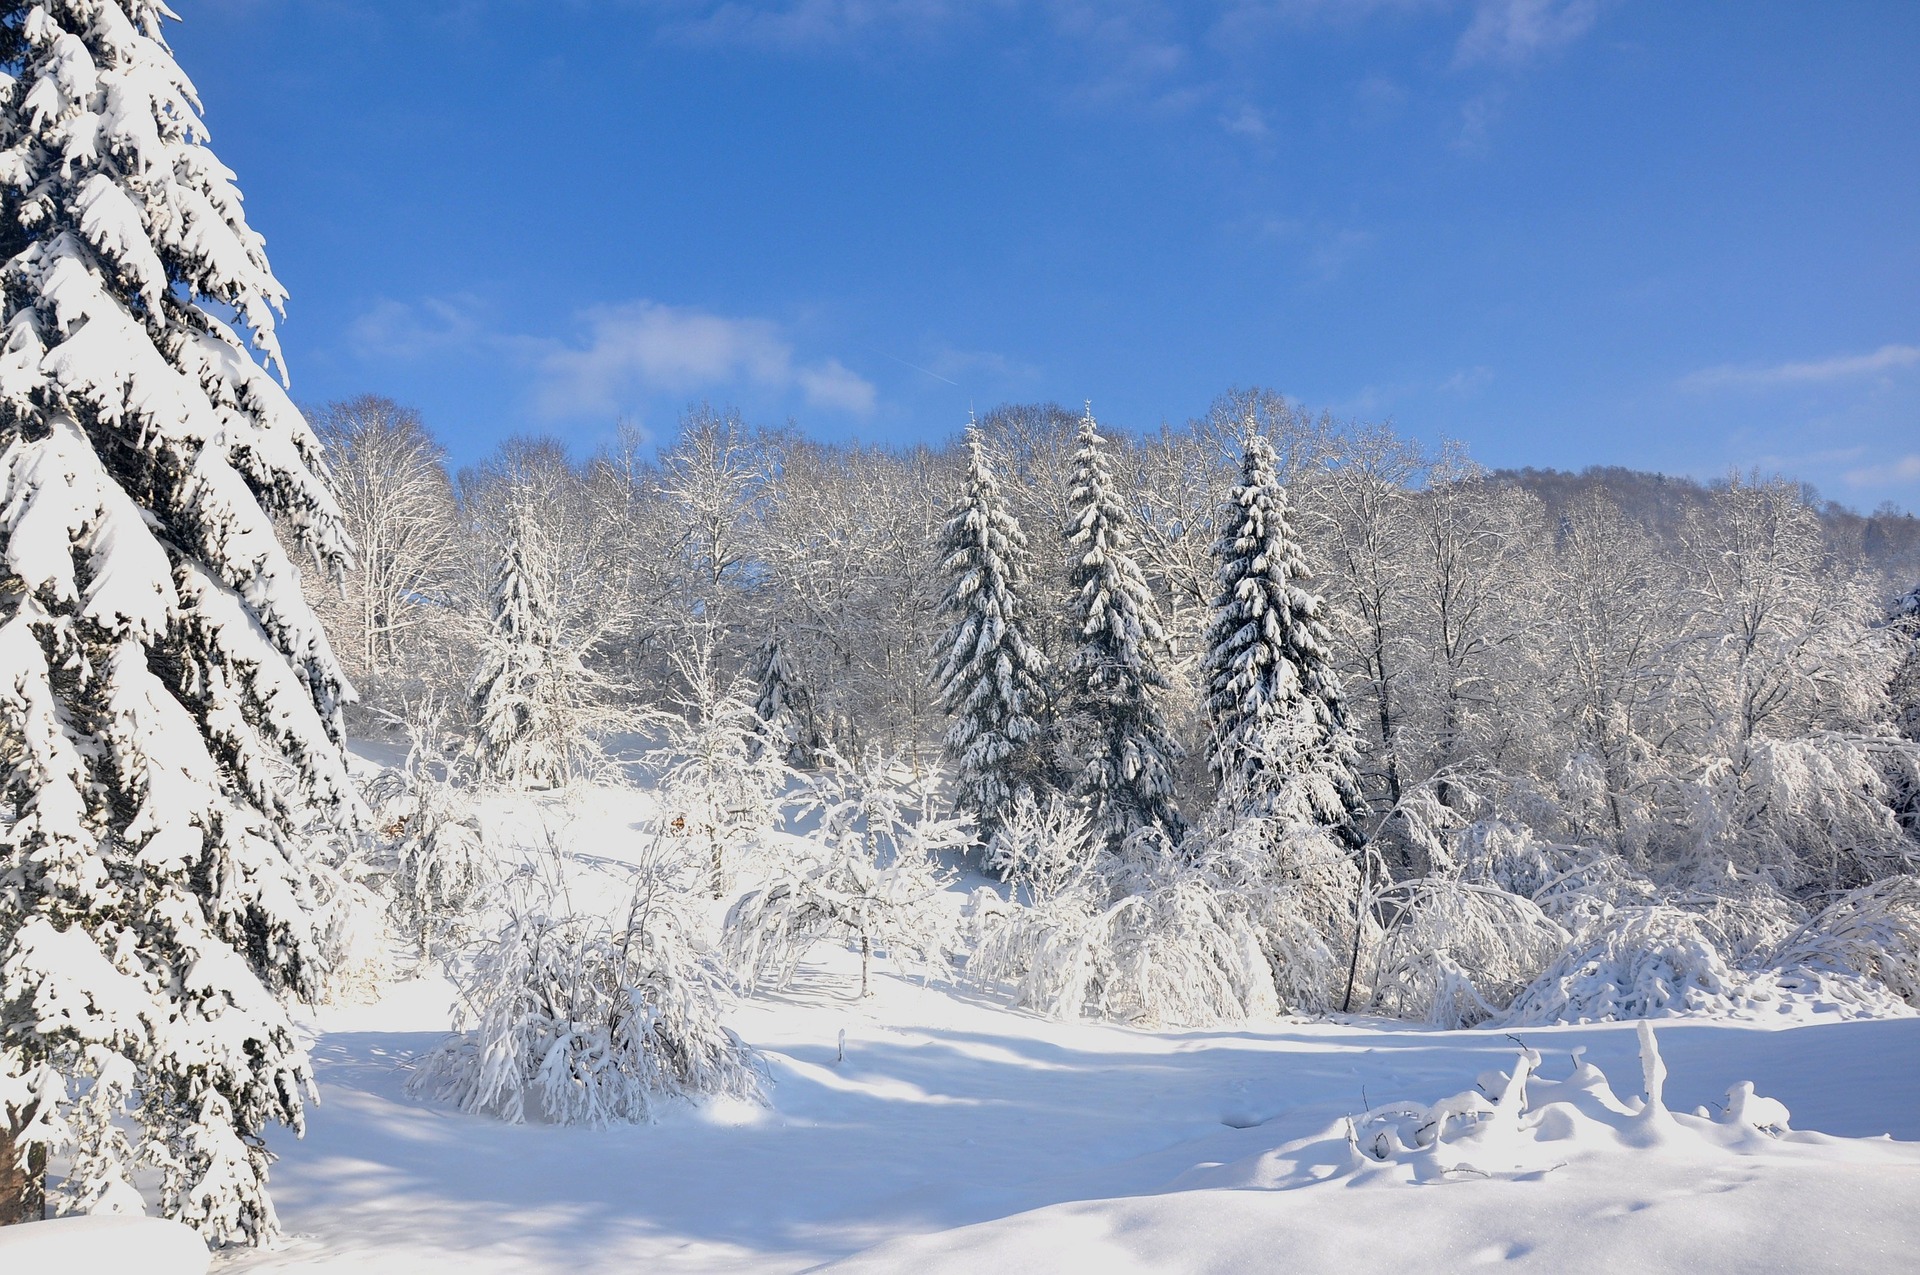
[648,656,796,895]
[1770,876,1920,1009]
[985,792,1094,889]
[1197,801,1368,1015]
[1497,905,1749,1025]
[722,754,963,997]
[409,856,759,1125]
[308,846,395,1003]
[1677,880,1804,966]
[1367,879,1568,1028]
[970,811,1353,1027]
[1684,735,1920,891]
[1453,820,1654,933]
[388,788,495,966]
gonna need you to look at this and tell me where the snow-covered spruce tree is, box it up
[1891,582,1920,744]
[934,424,1057,848]
[749,634,818,767]
[1061,406,1184,854]
[469,520,585,789]
[0,2,357,1241]
[1201,431,1365,846]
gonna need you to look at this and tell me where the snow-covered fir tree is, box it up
[933,424,1057,847]
[0,1,358,1241]
[1201,432,1366,845]
[469,522,582,789]
[749,634,818,767]
[1892,582,1920,744]
[1061,406,1185,854]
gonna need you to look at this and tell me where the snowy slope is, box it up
[230,946,1920,1274]
[214,764,1920,1273]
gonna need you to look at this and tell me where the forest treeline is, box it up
[314,389,1920,895]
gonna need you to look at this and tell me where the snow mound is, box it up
[0,1216,208,1273]
[824,1024,1920,1275]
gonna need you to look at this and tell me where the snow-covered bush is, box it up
[1367,879,1568,1028]
[388,787,495,966]
[1770,876,1920,1009]
[308,846,395,1003]
[723,753,964,997]
[648,656,796,895]
[970,806,1357,1027]
[1452,820,1655,932]
[409,854,760,1126]
[1497,906,1750,1026]
[985,792,1095,888]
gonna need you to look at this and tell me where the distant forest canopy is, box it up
[1491,463,1920,565]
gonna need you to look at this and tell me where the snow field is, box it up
[235,844,1920,1274]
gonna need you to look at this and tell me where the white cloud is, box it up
[1221,103,1271,139]
[1843,454,1920,489]
[1306,227,1374,281]
[349,294,487,360]
[348,295,877,420]
[1451,88,1504,154]
[1454,0,1605,67]
[1437,365,1493,394]
[662,0,973,52]
[1681,343,1920,392]
[796,358,880,413]
[535,301,877,418]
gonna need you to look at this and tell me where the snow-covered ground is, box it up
[218,775,1920,1275]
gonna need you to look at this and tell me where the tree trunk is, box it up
[0,1116,46,1227]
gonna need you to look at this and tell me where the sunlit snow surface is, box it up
[232,773,1920,1274]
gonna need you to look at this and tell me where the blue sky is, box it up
[178,1,1919,506]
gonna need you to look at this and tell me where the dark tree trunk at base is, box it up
[0,1118,47,1226]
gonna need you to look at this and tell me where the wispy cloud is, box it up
[660,0,973,52]
[349,294,489,360]
[536,301,876,417]
[346,295,877,419]
[1453,0,1605,67]
[1451,88,1504,154]
[1681,343,1920,391]
[1437,365,1493,394]
[1843,454,1920,490]
[1220,102,1271,139]
[1306,227,1375,281]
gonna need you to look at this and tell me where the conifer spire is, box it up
[933,424,1055,847]
[1062,404,1184,852]
[1201,431,1365,842]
